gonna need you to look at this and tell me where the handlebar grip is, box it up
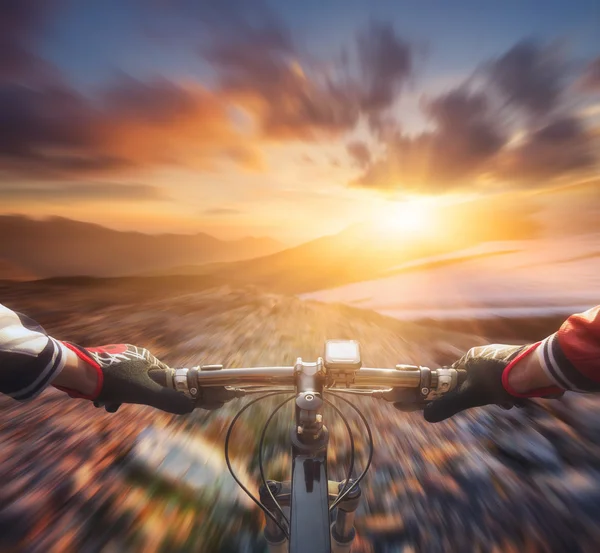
[148,368,171,387]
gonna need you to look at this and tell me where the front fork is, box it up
[259,479,361,553]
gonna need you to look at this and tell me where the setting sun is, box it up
[377,199,438,236]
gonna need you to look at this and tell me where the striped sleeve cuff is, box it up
[537,333,598,393]
[11,337,69,400]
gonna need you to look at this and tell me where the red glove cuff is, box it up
[54,342,104,400]
[502,342,562,398]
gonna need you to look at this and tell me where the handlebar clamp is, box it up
[173,368,190,394]
[423,367,458,400]
[418,366,432,399]
[188,366,199,398]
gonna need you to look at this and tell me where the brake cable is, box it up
[258,395,296,529]
[326,389,374,396]
[326,392,374,511]
[322,398,356,509]
[242,388,295,395]
[225,389,373,535]
[224,391,292,539]
[256,392,358,530]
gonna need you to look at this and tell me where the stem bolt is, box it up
[421,387,430,396]
[305,394,314,401]
[190,388,198,397]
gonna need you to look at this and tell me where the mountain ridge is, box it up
[145,201,541,293]
[0,215,283,278]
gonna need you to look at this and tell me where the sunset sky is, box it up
[1,0,599,243]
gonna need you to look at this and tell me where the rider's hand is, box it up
[56,343,196,414]
[423,344,563,423]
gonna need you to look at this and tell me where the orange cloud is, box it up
[0,76,265,179]
[98,77,265,173]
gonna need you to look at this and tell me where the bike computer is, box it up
[324,340,362,371]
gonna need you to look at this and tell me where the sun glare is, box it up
[377,199,436,236]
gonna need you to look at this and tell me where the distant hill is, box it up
[0,216,283,278]
[145,223,419,289]
[149,198,540,293]
[0,259,37,281]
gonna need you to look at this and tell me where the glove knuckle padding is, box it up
[95,347,193,414]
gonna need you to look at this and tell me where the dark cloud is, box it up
[354,39,598,193]
[203,4,293,86]
[0,0,595,192]
[0,0,57,33]
[206,19,360,140]
[1,0,416,177]
[578,56,600,93]
[0,75,264,177]
[354,89,505,191]
[0,1,117,177]
[0,79,135,176]
[0,82,100,168]
[202,207,242,216]
[0,37,51,81]
[201,7,413,140]
[346,141,372,168]
[101,75,198,124]
[497,117,595,181]
[200,0,359,139]
[357,22,413,115]
[487,40,568,119]
[0,0,62,81]
[0,1,265,179]
[259,79,359,140]
[0,183,167,202]
[424,89,506,181]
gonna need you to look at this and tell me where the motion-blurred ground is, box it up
[1,279,599,552]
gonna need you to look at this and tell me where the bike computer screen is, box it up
[324,340,361,370]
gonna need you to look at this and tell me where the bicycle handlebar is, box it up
[157,354,465,553]
[156,362,465,403]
